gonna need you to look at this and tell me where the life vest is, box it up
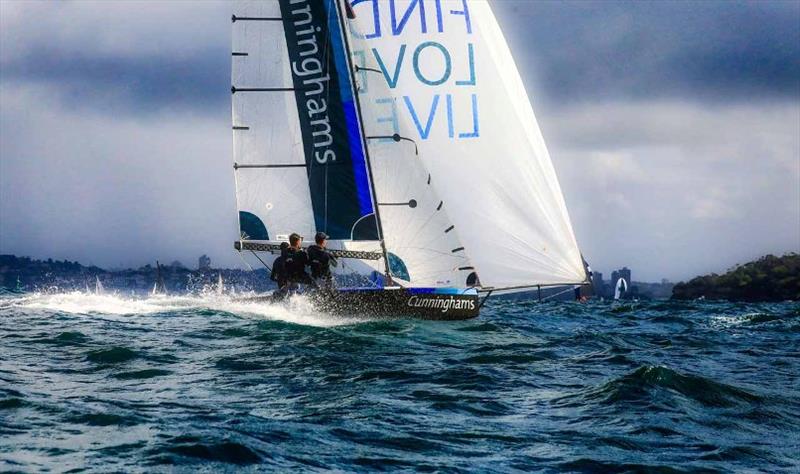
[307,245,332,279]
[284,248,309,279]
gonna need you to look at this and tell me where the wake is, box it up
[0,290,374,328]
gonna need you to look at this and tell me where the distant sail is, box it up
[349,0,586,289]
[614,278,628,300]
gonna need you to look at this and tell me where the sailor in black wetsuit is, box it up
[270,242,290,299]
[284,233,316,291]
[307,232,337,291]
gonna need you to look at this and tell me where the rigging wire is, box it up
[236,251,255,272]
[250,250,273,273]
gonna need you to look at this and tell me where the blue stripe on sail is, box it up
[325,0,374,217]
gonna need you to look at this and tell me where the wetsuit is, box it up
[307,244,336,289]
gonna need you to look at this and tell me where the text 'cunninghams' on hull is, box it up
[240,287,481,320]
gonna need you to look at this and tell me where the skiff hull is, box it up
[239,287,481,321]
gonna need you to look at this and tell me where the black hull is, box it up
[238,288,480,320]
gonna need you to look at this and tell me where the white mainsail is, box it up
[232,1,316,241]
[349,0,587,289]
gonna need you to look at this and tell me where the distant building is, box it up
[591,271,606,296]
[198,255,211,271]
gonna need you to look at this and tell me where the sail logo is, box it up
[284,0,336,164]
[407,295,476,313]
[351,0,480,141]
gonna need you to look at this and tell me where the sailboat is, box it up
[230,0,587,319]
[614,278,628,300]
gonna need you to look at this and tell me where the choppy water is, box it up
[1,291,798,472]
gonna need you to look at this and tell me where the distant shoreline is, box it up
[671,253,799,302]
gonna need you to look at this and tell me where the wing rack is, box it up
[234,241,383,260]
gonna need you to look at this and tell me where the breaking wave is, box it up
[0,290,375,327]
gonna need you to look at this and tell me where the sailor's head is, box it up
[279,242,289,251]
[315,231,329,247]
[289,233,303,248]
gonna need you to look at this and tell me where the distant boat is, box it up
[229,0,587,318]
[614,278,628,300]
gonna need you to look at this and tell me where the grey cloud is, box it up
[1,50,229,115]
[544,101,800,280]
[1,0,230,115]
[2,0,798,118]
[0,84,238,270]
[497,0,800,104]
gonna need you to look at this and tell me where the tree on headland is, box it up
[671,254,800,302]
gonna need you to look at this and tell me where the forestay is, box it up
[348,0,587,288]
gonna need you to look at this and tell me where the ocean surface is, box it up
[1,291,798,473]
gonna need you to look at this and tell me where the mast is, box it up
[331,0,391,279]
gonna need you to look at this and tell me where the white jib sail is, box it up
[349,0,586,288]
[344,10,473,287]
[232,0,316,242]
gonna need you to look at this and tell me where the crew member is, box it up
[307,231,337,290]
[284,233,315,289]
[270,242,290,299]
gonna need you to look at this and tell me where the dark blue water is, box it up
[1,292,798,472]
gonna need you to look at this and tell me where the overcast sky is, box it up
[1,0,798,281]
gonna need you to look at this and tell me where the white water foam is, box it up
[0,291,375,328]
